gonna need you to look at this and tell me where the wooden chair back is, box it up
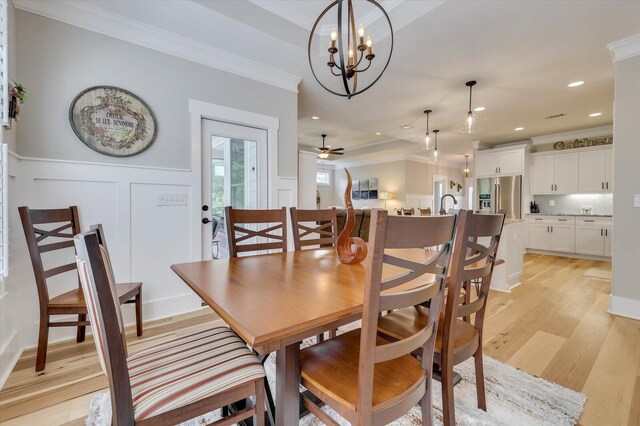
[74,230,134,424]
[359,209,457,421]
[289,207,338,250]
[224,206,288,257]
[443,210,506,353]
[18,206,82,307]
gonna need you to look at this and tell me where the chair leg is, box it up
[474,346,487,411]
[421,370,434,426]
[135,290,143,336]
[254,378,265,426]
[76,314,86,342]
[36,318,49,372]
[441,361,456,426]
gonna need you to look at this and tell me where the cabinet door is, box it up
[604,226,613,257]
[605,149,613,192]
[527,223,549,250]
[554,153,579,194]
[530,156,555,194]
[579,150,607,193]
[575,226,604,256]
[549,224,575,253]
[498,150,523,175]
[476,152,497,177]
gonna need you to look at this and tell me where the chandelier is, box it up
[463,154,470,177]
[423,109,432,150]
[308,0,393,99]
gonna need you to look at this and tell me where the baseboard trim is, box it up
[608,295,640,320]
[0,331,22,390]
[526,249,611,261]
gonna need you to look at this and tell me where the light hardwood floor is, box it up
[1,253,639,426]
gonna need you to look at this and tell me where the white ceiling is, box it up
[22,0,640,165]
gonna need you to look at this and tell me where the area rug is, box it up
[583,268,612,280]
[86,336,586,425]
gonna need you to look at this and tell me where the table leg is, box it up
[276,343,300,426]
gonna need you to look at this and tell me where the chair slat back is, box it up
[74,231,134,424]
[290,207,338,250]
[357,210,457,417]
[225,206,288,257]
[19,206,82,306]
[442,210,505,350]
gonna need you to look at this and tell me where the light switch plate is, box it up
[635,194,640,208]
[157,193,188,206]
[549,200,555,206]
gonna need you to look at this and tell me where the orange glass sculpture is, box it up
[336,169,368,264]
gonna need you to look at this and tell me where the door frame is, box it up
[189,99,280,261]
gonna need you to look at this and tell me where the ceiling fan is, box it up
[314,134,344,159]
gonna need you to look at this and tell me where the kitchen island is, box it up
[490,219,525,292]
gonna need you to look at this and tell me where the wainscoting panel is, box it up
[130,183,201,321]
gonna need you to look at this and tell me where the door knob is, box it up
[202,217,210,224]
[202,205,209,211]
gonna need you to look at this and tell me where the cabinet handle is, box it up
[605,229,608,237]
[535,218,543,221]
[602,182,604,190]
[584,219,594,222]
[558,219,567,221]
[601,228,603,236]
[547,226,549,232]
[606,182,609,190]
[551,226,553,232]
[551,184,553,191]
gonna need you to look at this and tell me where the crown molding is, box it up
[530,125,613,145]
[13,0,302,93]
[608,33,640,62]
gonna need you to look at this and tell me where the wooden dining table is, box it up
[171,248,372,425]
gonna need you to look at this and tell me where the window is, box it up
[0,0,7,126]
[316,171,330,185]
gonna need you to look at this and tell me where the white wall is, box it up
[0,9,299,386]
[610,47,640,320]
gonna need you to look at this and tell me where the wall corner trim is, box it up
[608,294,640,321]
[13,0,302,93]
[608,33,640,62]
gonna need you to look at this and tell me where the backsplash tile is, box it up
[533,194,613,215]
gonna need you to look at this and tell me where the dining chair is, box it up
[289,207,338,250]
[290,207,339,342]
[224,206,287,257]
[74,229,266,426]
[299,209,457,425]
[18,206,143,372]
[378,210,506,426]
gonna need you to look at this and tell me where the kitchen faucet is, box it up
[439,194,458,215]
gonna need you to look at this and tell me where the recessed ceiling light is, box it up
[311,116,320,120]
[375,132,382,135]
[589,112,602,117]
[514,127,524,131]
[474,106,486,112]
[401,125,412,130]
[568,81,584,87]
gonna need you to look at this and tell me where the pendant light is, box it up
[431,129,440,162]
[463,154,470,177]
[423,109,432,150]
[462,80,478,134]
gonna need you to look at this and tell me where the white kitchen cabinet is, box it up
[575,226,605,256]
[528,221,550,250]
[476,148,524,177]
[548,224,575,253]
[575,217,614,257]
[604,225,612,257]
[530,152,579,194]
[579,149,613,193]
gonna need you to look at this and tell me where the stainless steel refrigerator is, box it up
[477,175,522,220]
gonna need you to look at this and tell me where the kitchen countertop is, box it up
[526,213,612,218]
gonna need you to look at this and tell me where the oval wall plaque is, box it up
[69,86,157,157]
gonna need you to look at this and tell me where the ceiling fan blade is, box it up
[331,147,345,151]
[330,152,344,155]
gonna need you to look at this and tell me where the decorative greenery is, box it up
[11,82,27,104]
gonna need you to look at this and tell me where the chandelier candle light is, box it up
[463,80,478,133]
[424,109,432,150]
[308,0,393,99]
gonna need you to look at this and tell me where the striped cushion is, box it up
[127,326,265,421]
